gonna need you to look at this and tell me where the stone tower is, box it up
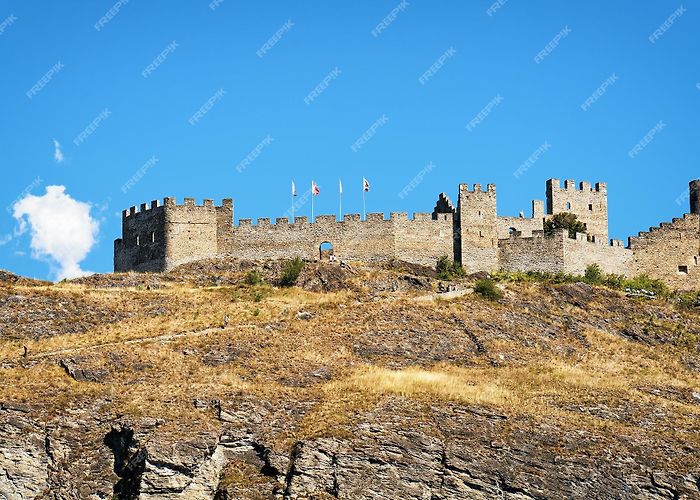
[114,198,233,272]
[689,179,700,215]
[457,183,498,272]
[546,179,608,241]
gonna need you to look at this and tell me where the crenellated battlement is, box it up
[459,183,496,194]
[123,197,233,220]
[233,212,453,229]
[547,178,607,193]
[505,227,625,249]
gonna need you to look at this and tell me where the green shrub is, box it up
[544,213,587,239]
[674,291,700,310]
[244,269,264,286]
[280,257,305,287]
[436,256,465,280]
[624,275,669,297]
[492,270,579,284]
[584,264,604,284]
[474,278,503,301]
[602,274,625,289]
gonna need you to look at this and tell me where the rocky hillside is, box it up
[1,259,699,499]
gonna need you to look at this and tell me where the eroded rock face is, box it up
[0,418,49,499]
[2,398,700,499]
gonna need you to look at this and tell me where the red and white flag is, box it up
[312,180,320,196]
[363,177,370,192]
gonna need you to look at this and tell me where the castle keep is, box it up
[115,178,700,290]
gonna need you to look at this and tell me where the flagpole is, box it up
[291,181,295,223]
[311,186,314,223]
[362,188,366,221]
[339,179,342,220]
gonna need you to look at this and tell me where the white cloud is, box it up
[0,234,11,246]
[13,185,99,280]
[53,138,64,163]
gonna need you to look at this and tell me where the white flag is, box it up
[292,181,297,197]
[339,178,343,194]
[363,177,370,192]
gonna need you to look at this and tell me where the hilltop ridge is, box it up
[0,258,699,498]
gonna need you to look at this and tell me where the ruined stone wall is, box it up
[223,212,454,267]
[497,200,544,238]
[114,201,167,272]
[628,213,700,290]
[498,229,631,276]
[546,179,608,240]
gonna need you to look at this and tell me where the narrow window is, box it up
[678,265,689,275]
[135,235,140,246]
[151,231,155,243]
[588,204,593,211]
[566,202,571,210]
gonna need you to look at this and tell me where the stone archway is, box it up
[319,241,334,261]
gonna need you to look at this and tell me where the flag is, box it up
[312,180,320,196]
[363,177,370,192]
[292,181,297,197]
[339,179,343,194]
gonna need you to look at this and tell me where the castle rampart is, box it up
[628,213,700,290]
[114,177,700,290]
[224,211,455,267]
[498,229,632,276]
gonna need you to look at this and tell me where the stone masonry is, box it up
[115,178,700,290]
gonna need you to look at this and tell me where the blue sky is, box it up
[0,1,698,279]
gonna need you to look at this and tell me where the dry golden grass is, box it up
[330,365,512,407]
[2,268,700,469]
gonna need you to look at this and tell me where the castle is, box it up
[115,178,700,290]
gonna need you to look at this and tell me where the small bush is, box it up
[492,270,578,285]
[244,269,264,286]
[603,274,625,289]
[674,291,700,310]
[544,213,587,239]
[474,278,503,301]
[280,257,305,287]
[436,256,465,280]
[584,264,604,284]
[624,275,669,297]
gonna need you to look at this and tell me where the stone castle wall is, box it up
[223,212,455,267]
[562,233,631,276]
[498,229,632,276]
[498,230,565,273]
[628,213,700,290]
[497,200,545,239]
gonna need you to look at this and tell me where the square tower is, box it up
[546,179,608,241]
[457,183,499,272]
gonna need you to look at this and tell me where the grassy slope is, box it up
[0,261,699,476]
